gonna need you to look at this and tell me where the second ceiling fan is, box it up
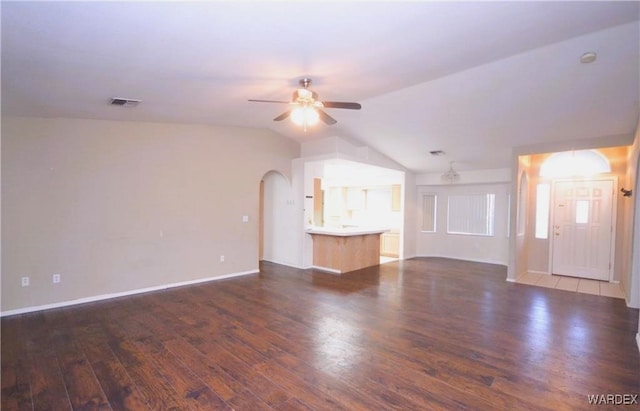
[249,78,361,129]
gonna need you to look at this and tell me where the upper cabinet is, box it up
[391,184,401,212]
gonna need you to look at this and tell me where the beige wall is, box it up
[525,146,629,282]
[1,117,299,313]
[416,183,511,265]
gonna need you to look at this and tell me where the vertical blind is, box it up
[422,194,437,232]
[447,194,495,236]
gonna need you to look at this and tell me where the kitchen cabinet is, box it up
[308,228,388,273]
[380,232,400,257]
[391,185,401,211]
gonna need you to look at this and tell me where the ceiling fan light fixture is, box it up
[291,106,319,129]
[248,78,360,127]
[296,88,314,100]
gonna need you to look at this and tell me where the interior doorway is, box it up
[551,178,616,281]
[259,171,296,266]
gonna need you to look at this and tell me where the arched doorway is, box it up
[259,171,297,266]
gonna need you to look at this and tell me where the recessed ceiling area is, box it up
[2,1,638,173]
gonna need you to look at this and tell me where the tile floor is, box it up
[516,272,625,299]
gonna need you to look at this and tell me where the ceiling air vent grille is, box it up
[110,97,141,107]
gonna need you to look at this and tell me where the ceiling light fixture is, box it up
[290,105,319,131]
[580,51,597,64]
[248,78,360,129]
[441,161,460,183]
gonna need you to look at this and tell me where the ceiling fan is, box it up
[249,78,361,129]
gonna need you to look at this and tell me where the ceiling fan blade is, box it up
[321,101,362,110]
[318,109,337,125]
[248,99,290,104]
[273,111,290,121]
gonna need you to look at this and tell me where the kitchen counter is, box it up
[306,227,389,237]
[307,227,389,274]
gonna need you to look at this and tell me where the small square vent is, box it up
[110,97,141,107]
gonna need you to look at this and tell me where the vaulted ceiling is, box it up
[2,1,639,173]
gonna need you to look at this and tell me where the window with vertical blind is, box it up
[447,194,495,236]
[421,194,437,232]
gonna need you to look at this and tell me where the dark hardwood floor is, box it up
[2,257,639,410]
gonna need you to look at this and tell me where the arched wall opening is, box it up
[259,170,298,267]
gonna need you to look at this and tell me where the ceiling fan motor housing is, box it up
[293,89,317,103]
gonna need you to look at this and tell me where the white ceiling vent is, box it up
[110,97,141,107]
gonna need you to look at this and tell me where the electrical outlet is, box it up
[53,274,61,284]
[21,277,29,287]
[242,215,249,223]
[220,255,225,262]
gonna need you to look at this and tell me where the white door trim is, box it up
[548,176,618,282]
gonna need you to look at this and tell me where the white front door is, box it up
[551,179,614,281]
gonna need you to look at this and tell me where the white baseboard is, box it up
[528,270,550,275]
[310,265,342,274]
[0,269,259,317]
[506,278,517,283]
[414,254,508,267]
[260,259,302,269]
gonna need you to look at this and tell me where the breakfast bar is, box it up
[307,227,389,274]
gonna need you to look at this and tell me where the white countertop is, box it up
[306,227,390,237]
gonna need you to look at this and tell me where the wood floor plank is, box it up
[162,337,248,402]
[1,357,32,411]
[2,258,639,410]
[226,388,276,411]
[1,316,33,411]
[89,357,150,411]
[131,335,232,410]
[27,354,73,411]
[253,358,353,411]
[181,336,292,408]
[276,397,315,411]
[78,339,150,411]
[58,349,111,410]
[268,350,426,410]
[107,339,191,410]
